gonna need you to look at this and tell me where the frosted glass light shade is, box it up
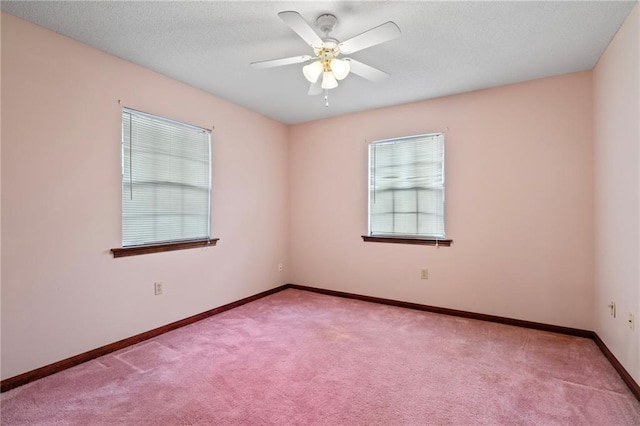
[331,58,350,80]
[303,61,323,83]
[321,71,338,89]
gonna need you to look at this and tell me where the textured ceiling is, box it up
[1,1,636,124]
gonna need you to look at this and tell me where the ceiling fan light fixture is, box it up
[303,60,323,83]
[330,58,350,80]
[253,11,401,102]
[321,71,338,89]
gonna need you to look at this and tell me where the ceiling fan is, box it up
[251,11,401,98]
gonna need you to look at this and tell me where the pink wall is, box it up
[289,71,595,330]
[593,3,639,383]
[0,13,4,374]
[0,13,289,379]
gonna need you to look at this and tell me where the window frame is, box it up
[363,132,452,247]
[111,108,218,257]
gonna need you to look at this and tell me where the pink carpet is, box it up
[2,289,639,424]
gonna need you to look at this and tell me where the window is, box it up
[112,108,216,257]
[365,133,450,246]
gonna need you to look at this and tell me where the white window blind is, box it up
[368,133,445,238]
[121,108,211,247]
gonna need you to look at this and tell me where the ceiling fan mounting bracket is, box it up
[316,14,338,35]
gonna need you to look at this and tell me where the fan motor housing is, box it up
[316,14,338,34]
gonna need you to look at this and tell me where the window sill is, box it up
[361,236,452,247]
[111,238,219,258]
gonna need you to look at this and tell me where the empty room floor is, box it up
[2,289,639,425]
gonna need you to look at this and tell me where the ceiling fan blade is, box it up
[308,80,322,96]
[251,55,313,69]
[338,21,401,54]
[345,59,390,82]
[278,11,324,49]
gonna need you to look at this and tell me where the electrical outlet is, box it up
[629,313,635,331]
[608,301,616,318]
[420,269,428,280]
[154,282,163,296]
[278,263,283,272]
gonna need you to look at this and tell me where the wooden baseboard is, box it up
[592,332,640,400]
[286,284,593,338]
[4,282,638,403]
[286,283,640,401]
[0,285,287,392]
